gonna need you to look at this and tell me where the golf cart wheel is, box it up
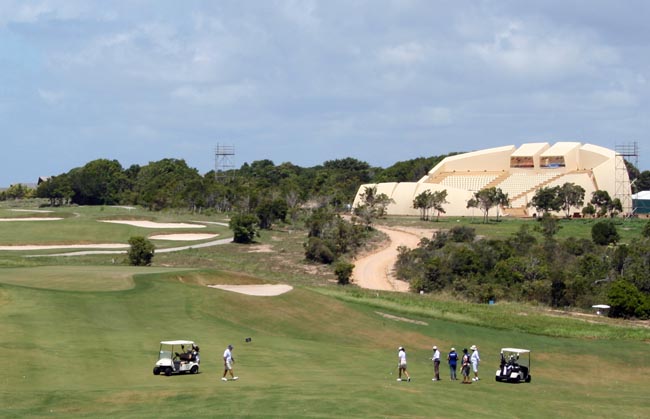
[525,374,531,383]
[153,367,161,375]
[164,367,173,376]
[190,365,199,374]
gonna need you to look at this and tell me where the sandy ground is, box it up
[207,284,293,296]
[10,209,54,213]
[98,220,205,228]
[149,233,219,241]
[0,217,63,221]
[0,243,129,251]
[352,226,434,292]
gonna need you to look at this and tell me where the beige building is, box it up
[353,142,632,217]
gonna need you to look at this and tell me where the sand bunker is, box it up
[149,233,219,241]
[0,244,129,251]
[0,217,63,222]
[207,284,293,296]
[99,220,205,229]
[10,209,54,213]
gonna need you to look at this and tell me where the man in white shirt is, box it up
[431,345,441,381]
[470,345,480,381]
[222,344,238,382]
[397,347,411,382]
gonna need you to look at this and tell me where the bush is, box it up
[448,225,476,242]
[127,236,155,266]
[608,280,646,319]
[334,261,355,285]
[591,220,620,246]
[229,213,260,243]
[304,237,335,264]
[642,221,650,238]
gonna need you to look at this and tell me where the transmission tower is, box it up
[615,141,638,215]
[215,144,235,180]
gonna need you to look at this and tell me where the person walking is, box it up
[461,348,471,384]
[431,345,441,381]
[470,345,481,381]
[397,346,411,382]
[222,344,238,382]
[448,347,458,380]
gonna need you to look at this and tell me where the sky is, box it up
[1,0,648,186]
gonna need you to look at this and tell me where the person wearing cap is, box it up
[470,345,480,381]
[397,346,411,382]
[447,347,458,380]
[461,348,471,384]
[222,344,238,382]
[431,345,441,381]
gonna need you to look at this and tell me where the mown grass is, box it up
[1,267,649,418]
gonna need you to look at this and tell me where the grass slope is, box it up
[1,267,649,418]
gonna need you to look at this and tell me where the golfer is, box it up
[448,347,458,380]
[470,345,480,381]
[461,348,471,384]
[431,345,441,381]
[397,346,411,382]
[222,344,238,382]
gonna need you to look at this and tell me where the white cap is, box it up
[433,345,437,350]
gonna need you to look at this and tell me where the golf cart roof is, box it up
[592,304,610,309]
[501,347,530,353]
[160,340,194,345]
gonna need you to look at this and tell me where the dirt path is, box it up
[352,226,433,292]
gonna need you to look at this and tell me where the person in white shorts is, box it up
[397,346,411,382]
[470,345,480,381]
[222,344,238,381]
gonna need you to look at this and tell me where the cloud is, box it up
[37,88,65,105]
[416,106,453,127]
[466,18,619,81]
[171,82,257,106]
[378,42,426,66]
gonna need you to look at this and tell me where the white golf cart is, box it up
[153,340,200,376]
[495,347,531,383]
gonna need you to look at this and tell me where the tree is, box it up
[413,190,433,220]
[557,183,585,218]
[229,213,260,244]
[608,280,647,319]
[354,186,394,228]
[127,236,155,266]
[528,186,561,216]
[590,190,612,217]
[581,203,596,218]
[431,190,449,221]
[467,187,499,223]
[591,220,620,246]
[494,188,509,221]
[334,261,355,285]
[536,213,561,239]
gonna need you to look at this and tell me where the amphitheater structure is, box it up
[353,142,632,218]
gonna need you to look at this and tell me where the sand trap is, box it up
[99,220,205,229]
[207,284,293,296]
[0,217,63,222]
[149,233,219,241]
[376,311,428,326]
[0,244,129,251]
[10,209,54,213]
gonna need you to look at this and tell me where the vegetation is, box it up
[127,236,155,266]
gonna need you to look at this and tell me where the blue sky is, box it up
[1,0,648,186]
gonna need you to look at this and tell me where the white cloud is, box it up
[466,19,619,80]
[378,42,426,66]
[37,88,65,105]
[416,106,453,127]
[171,82,257,106]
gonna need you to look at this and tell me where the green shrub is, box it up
[334,261,355,285]
[127,236,155,266]
[608,279,646,318]
[642,221,650,238]
[304,237,335,264]
[229,213,260,243]
[591,220,620,245]
[448,225,476,242]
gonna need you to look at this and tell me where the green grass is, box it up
[1,267,649,418]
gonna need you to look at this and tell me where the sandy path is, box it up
[352,226,432,292]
